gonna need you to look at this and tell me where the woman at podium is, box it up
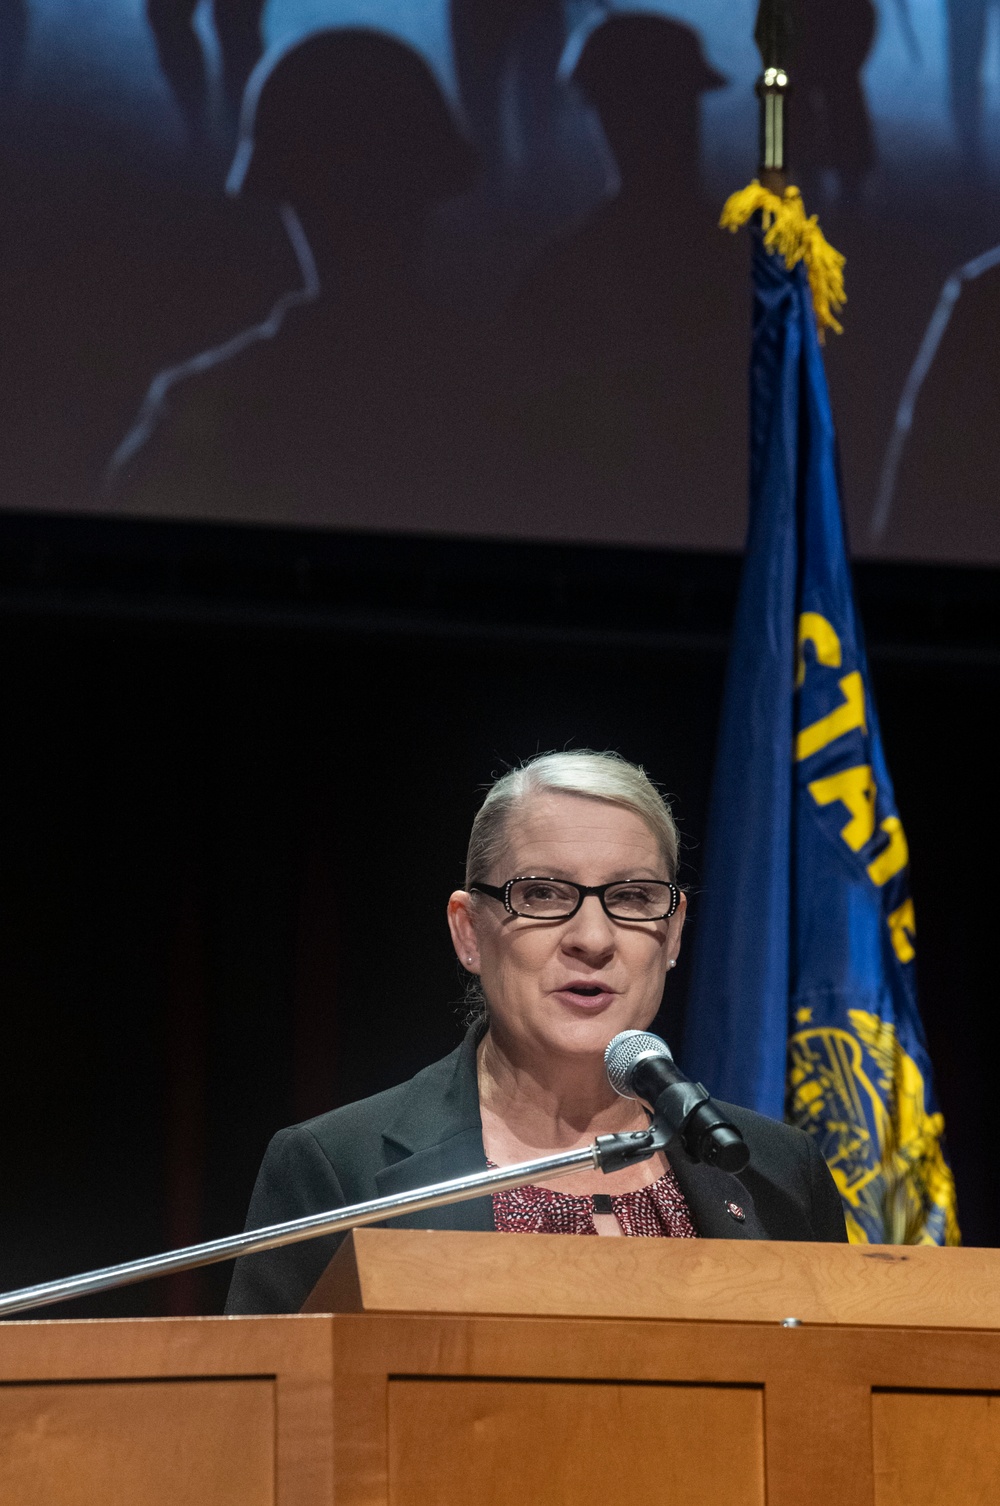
[226,750,846,1314]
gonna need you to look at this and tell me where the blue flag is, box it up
[683,224,959,1245]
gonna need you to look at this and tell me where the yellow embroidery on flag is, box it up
[887,899,917,964]
[787,1011,960,1246]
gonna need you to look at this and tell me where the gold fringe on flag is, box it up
[720,181,846,340]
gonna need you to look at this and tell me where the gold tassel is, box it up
[720,180,846,341]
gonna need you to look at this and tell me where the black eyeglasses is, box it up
[470,876,679,923]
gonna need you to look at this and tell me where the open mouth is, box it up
[557,982,615,1002]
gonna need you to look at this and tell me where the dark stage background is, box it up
[0,514,997,1318]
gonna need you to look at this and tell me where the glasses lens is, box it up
[508,879,580,917]
[604,882,674,920]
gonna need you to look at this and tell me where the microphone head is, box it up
[605,1029,674,1099]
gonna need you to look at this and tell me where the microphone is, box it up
[604,1030,750,1174]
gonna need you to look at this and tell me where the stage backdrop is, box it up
[1,0,999,562]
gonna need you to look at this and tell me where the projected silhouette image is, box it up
[3,0,1000,561]
[111,28,481,530]
[491,13,747,548]
[946,0,1000,169]
[873,238,1000,557]
[793,0,878,201]
[146,0,265,143]
[0,0,28,98]
[451,0,570,172]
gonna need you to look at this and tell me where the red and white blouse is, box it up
[490,1161,698,1238]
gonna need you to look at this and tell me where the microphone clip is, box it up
[593,1121,672,1174]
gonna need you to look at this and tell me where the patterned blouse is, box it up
[489,1160,698,1238]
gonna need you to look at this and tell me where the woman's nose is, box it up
[560,895,616,958]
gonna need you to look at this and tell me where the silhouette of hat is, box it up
[573,14,728,109]
[230,28,477,207]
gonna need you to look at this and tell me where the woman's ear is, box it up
[447,890,480,972]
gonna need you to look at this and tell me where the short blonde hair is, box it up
[465,749,679,887]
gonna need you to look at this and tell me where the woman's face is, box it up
[449,790,686,1065]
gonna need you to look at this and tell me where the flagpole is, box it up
[696,11,957,1241]
[754,0,791,193]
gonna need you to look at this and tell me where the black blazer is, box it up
[225,1025,847,1314]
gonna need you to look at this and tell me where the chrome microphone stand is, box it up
[0,1124,666,1319]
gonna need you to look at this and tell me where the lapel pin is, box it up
[725,1200,746,1222]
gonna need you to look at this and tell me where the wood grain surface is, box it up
[311,1226,1000,1330]
[388,1378,765,1506]
[0,1315,335,1506]
[331,1310,1000,1506]
[874,1392,1000,1505]
[7,1237,1000,1506]
[0,1378,274,1506]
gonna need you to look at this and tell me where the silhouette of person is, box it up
[0,0,28,99]
[945,0,1000,170]
[448,0,613,250]
[875,242,1000,559]
[792,0,877,201]
[573,14,724,208]
[489,15,746,547]
[110,29,481,531]
[146,0,265,144]
[451,1,572,168]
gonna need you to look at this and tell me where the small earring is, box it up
[467,956,474,965]
[668,959,677,969]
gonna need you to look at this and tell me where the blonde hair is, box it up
[465,749,679,887]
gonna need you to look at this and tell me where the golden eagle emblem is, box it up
[787,1010,959,1244]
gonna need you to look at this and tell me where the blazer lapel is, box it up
[666,1143,767,1240]
[374,1130,494,1231]
[373,1025,495,1232]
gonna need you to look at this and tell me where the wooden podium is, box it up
[4,1230,1000,1505]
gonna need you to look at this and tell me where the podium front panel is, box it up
[329,1311,1000,1506]
[387,1378,765,1506]
[873,1391,1000,1505]
[0,1377,275,1506]
[0,1315,335,1506]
